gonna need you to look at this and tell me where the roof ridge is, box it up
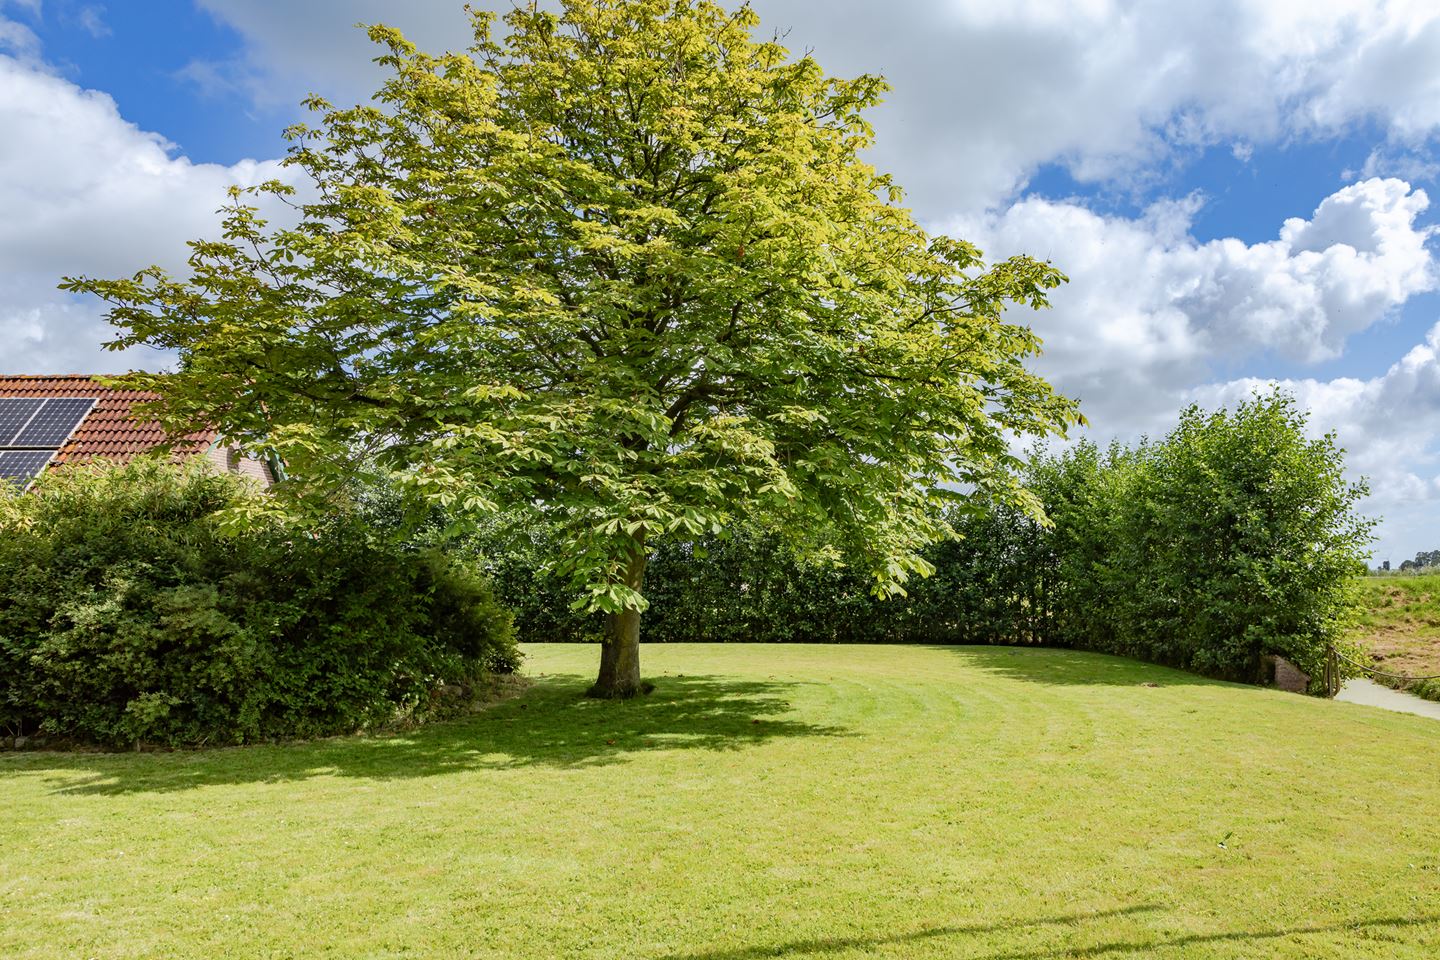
[0,374,132,379]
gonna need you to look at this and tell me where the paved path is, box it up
[1336,678,1440,720]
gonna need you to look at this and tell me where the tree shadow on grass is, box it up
[657,907,1440,960]
[932,645,1227,688]
[654,906,1163,960]
[5,673,848,797]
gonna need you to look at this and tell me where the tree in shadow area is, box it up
[933,645,1225,688]
[7,674,847,797]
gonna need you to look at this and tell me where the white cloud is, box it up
[0,14,37,59]
[178,1,1440,219]
[0,54,291,374]
[75,5,109,40]
[1349,145,1440,184]
[186,1,471,109]
[947,178,1436,433]
[1297,0,1440,139]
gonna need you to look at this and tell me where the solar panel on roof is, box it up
[0,450,54,489]
[0,397,98,487]
[9,398,95,447]
[0,398,44,445]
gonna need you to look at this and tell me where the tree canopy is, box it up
[65,0,1082,696]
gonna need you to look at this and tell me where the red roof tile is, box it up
[0,375,218,464]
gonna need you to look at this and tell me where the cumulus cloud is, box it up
[800,0,1440,214]
[948,178,1437,433]
[0,54,291,373]
[187,0,1440,216]
[185,1,471,110]
[1348,145,1440,184]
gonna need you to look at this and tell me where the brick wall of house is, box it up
[204,443,275,487]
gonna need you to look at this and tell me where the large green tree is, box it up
[66,0,1081,697]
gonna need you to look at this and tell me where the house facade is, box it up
[0,375,276,489]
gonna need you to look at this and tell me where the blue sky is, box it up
[3,0,1440,563]
[13,0,275,161]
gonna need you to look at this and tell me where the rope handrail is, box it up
[1332,647,1440,683]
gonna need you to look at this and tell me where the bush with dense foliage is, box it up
[1029,392,1374,683]
[0,460,517,748]
[483,392,1371,691]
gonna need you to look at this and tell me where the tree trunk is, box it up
[589,542,648,699]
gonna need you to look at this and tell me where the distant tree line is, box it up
[1398,551,1440,572]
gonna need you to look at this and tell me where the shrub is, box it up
[1030,393,1373,684]
[0,460,517,748]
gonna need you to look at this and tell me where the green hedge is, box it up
[0,460,518,748]
[482,392,1371,690]
[481,508,1050,647]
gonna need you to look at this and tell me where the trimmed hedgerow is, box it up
[0,460,517,748]
[481,392,1370,692]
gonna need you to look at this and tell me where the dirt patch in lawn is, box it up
[1352,575,1440,701]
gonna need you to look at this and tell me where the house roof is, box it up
[0,375,217,464]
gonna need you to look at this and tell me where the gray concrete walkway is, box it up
[1336,677,1440,720]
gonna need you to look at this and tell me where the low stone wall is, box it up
[1261,654,1311,693]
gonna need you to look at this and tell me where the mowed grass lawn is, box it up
[3,644,1439,959]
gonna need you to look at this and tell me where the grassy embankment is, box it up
[2,643,1438,959]
[1353,572,1440,701]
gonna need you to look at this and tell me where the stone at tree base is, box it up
[1261,655,1311,693]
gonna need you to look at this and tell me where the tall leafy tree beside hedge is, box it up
[65,0,1080,697]
[1136,392,1373,678]
[1032,391,1373,682]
